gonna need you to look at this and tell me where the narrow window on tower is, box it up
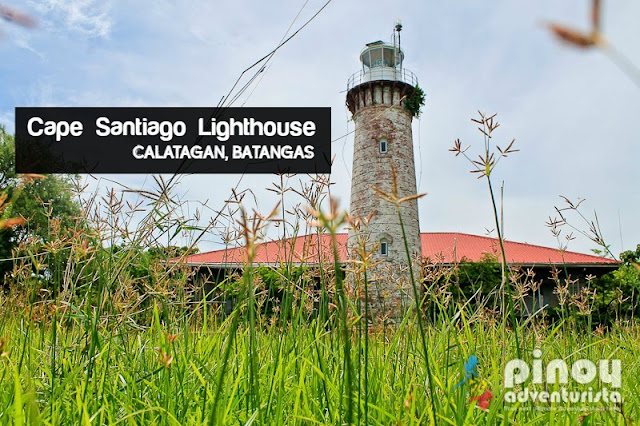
[380,239,388,256]
[379,138,388,154]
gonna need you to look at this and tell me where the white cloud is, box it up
[26,0,113,39]
[12,35,45,60]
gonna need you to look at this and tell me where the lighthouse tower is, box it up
[346,23,422,320]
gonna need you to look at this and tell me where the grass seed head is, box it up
[157,348,174,369]
[0,337,7,358]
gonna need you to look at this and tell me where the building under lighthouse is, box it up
[346,24,423,319]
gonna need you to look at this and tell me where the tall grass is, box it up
[1,297,639,424]
[0,119,638,424]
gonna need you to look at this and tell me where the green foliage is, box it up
[256,265,309,319]
[1,302,639,423]
[620,244,640,265]
[590,244,640,322]
[126,245,197,291]
[455,254,502,298]
[256,265,305,292]
[429,254,502,307]
[0,126,81,279]
[404,85,426,117]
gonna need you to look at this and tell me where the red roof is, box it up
[182,233,348,267]
[179,232,617,267]
[420,233,617,266]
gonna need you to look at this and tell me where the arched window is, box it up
[379,138,388,154]
[380,238,388,256]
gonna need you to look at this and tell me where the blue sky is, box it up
[1,0,639,256]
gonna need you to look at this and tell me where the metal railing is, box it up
[347,67,418,91]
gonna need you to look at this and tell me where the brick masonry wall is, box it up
[347,82,422,321]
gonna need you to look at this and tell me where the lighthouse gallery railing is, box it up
[347,68,418,91]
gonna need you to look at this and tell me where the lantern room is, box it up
[360,41,403,70]
[346,22,417,91]
[358,41,403,84]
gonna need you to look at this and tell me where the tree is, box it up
[0,125,81,280]
[587,245,640,323]
[620,245,640,267]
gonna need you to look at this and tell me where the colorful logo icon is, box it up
[455,355,493,410]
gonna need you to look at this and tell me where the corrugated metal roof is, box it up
[420,232,617,265]
[181,233,347,267]
[178,232,617,267]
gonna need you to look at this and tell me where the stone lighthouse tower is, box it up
[346,24,422,319]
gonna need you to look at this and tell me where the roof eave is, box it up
[178,260,618,269]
